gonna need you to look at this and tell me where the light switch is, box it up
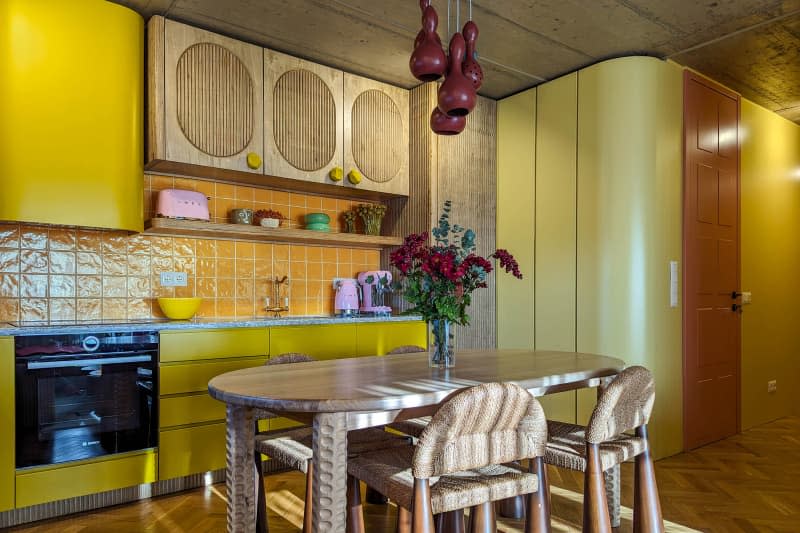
[742,291,752,304]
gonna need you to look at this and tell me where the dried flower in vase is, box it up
[254,209,285,228]
[356,203,388,236]
[342,210,357,233]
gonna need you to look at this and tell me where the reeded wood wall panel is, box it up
[176,43,255,157]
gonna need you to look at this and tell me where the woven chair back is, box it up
[386,345,426,355]
[412,382,547,479]
[267,352,316,365]
[586,365,655,443]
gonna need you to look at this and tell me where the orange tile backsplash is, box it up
[0,222,380,322]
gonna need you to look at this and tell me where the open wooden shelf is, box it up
[144,218,403,249]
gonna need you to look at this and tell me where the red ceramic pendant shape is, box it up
[462,21,483,90]
[437,32,476,117]
[410,5,446,82]
[431,107,467,135]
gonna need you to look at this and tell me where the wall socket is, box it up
[767,380,777,393]
[160,271,188,287]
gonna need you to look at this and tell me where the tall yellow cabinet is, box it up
[0,337,13,512]
[497,57,684,459]
[0,0,143,232]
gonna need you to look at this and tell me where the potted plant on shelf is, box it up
[254,209,285,228]
[390,200,523,368]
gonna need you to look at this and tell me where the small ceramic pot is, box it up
[259,218,281,228]
[230,208,253,224]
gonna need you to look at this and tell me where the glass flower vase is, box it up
[429,318,455,368]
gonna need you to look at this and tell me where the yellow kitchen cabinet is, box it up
[147,16,265,175]
[356,321,426,356]
[0,337,13,511]
[158,424,226,481]
[159,328,268,363]
[16,451,156,508]
[269,324,358,360]
[264,49,344,186]
[160,394,227,428]
[0,0,143,232]
[344,73,409,195]
[160,357,267,395]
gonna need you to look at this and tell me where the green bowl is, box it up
[305,222,330,232]
[305,212,330,225]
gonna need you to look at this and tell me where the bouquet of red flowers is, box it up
[390,201,522,326]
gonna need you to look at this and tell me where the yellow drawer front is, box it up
[16,451,156,508]
[160,394,226,428]
[0,337,14,512]
[160,357,267,395]
[269,324,357,360]
[160,328,268,363]
[356,321,427,356]
[159,423,226,480]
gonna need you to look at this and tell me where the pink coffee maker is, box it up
[334,278,360,317]
[357,271,393,316]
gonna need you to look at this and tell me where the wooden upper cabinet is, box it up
[344,74,409,195]
[148,17,264,174]
[264,50,344,186]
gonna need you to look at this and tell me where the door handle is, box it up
[731,291,742,299]
[731,303,743,313]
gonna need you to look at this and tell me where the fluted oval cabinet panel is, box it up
[148,16,264,175]
[264,50,343,185]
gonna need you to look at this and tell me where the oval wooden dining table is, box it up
[208,349,626,533]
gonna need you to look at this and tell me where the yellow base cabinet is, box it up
[160,328,269,363]
[0,337,14,511]
[15,451,156,508]
[356,321,427,356]
[158,424,226,481]
[269,324,358,360]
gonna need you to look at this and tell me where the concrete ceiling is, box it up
[114,0,800,123]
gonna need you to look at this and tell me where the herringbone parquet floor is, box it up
[10,417,799,532]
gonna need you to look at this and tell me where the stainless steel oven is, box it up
[15,331,158,468]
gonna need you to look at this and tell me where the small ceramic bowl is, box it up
[230,208,253,224]
[259,218,281,228]
[305,212,330,225]
[157,297,202,320]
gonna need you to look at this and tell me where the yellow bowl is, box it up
[157,297,202,320]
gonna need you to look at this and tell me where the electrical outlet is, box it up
[767,380,777,393]
[742,291,752,304]
[159,272,188,287]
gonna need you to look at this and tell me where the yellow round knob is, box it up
[329,167,343,182]
[246,152,262,169]
[347,169,362,185]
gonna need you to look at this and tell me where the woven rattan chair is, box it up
[253,353,410,533]
[347,382,552,533]
[544,365,663,533]
[384,345,432,440]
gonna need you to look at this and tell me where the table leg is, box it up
[226,404,256,533]
[312,412,348,533]
[597,377,621,528]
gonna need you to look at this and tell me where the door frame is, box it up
[681,70,742,451]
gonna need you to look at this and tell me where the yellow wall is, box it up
[498,57,684,459]
[740,99,800,428]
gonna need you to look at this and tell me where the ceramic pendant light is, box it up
[462,20,483,90]
[437,32,476,117]
[430,106,467,135]
[410,1,447,82]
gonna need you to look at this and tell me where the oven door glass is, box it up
[16,353,156,468]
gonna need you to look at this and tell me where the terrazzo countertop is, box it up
[0,315,422,336]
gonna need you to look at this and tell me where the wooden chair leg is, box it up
[498,496,525,519]
[412,478,436,533]
[347,475,366,533]
[302,461,313,533]
[525,456,551,533]
[634,426,665,533]
[604,464,621,528]
[468,502,495,533]
[397,507,412,533]
[437,510,465,532]
[254,451,269,533]
[583,444,612,533]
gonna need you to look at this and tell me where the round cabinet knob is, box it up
[329,167,344,182]
[246,152,262,169]
[347,169,362,185]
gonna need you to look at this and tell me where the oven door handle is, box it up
[26,355,153,370]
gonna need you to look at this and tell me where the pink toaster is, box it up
[155,189,210,221]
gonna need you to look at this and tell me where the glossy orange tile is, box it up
[194,180,215,198]
[20,298,47,321]
[235,186,255,203]
[20,226,48,250]
[273,261,289,279]
[150,237,173,256]
[173,238,196,257]
[235,259,254,279]
[49,251,76,274]
[127,255,151,277]
[322,197,338,211]
[216,258,235,278]
[217,279,235,298]
[307,262,323,280]
[48,228,76,251]
[76,275,102,298]
[174,177,198,191]
[217,240,235,258]
[49,298,76,321]
[76,298,102,321]
[236,279,254,299]
[217,298,235,317]
[49,275,76,298]
[197,278,217,298]
[20,250,48,273]
[216,183,235,199]
[254,243,272,260]
[273,245,289,262]
[254,259,271,279]
[102,232,128,255]
[150,175,174,191]
[127,235,152,255]
[196,298,216,318]
[102,298,127,320]
[175,284,195,298]
[306,247,322,262]
[20,274,47,298]
[289,261,306,280]
[102,254,127,276]
[103,276,127,297]
[321,248,337,263]
[322,262,338,280]
[272,190,290,206]
[197,258,216,278]
[76,230,102,252]
[127,277,150,298]
[127,298,151,319]
[151,255,174,273]
[0,274,19,298]
[173,256,196,275]
[76,251,102,274]
[235,241,254,259]
[0,225,20,249]
[0,298,19,322]
[254,188,271,203]
[290,246,307,262]
[196,239,217,258]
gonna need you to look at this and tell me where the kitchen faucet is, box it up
[265,275,290,317]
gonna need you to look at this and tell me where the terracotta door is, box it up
[683,72,741,450]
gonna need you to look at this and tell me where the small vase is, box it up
[429,319,455,368]
[343,218,356,233]
[360,214,384,236]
